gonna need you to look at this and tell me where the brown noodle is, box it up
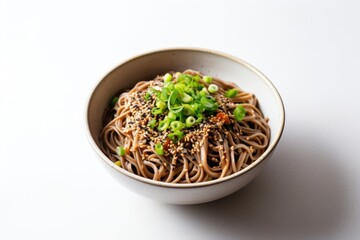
[100,70,270,183]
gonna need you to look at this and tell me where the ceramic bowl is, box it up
[85,48,285,204]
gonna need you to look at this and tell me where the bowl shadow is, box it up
[164,128,348,239]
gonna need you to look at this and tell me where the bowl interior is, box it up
[87,48,284,182]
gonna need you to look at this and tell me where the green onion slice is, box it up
[152,107,164,115]
[182,104,195,116]
[181,93,194,103]
[157,118,170,131]
[234,104,246,121]
[144,92,151,101]
[168,131,184,143]
[200,87,210,97]
[116,146,126,156]
[147,119,156,129]
[185,116,196,127]
[225,89,238,98]
[170,121,185,131]
[208,84,218,93]
[110,97,119,106]
[167,111,177,120]
[203,76,213,84]
[156,101,166,109]
[200,97,217,110]
[163,73,172,83]
[155,143,164,155]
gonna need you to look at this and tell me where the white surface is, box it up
[1,0,359,239]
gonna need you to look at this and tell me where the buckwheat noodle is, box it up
[100,70,270,183]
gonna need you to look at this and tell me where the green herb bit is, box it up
[191,103,200,112]
[110,97,119,106]
[200,97,218,110]
[195,114,204,124]
[147,119,157,129]
[152,107,164,115]
[156,100,166,109]
[169,105,183,113]
[208,84,218,93]
[182,104,195,116]
[181,93,194,103]
[167,89,180,111]
[234,104,246,122]
[175,83,186,94]
[155,143,164,155]
[199,87,210,97]
[185,116,196,127]
[167,111,177,120]
[177,74,187,82]
[116,146,126,156]
[163,73,172,83]
[203,76,213,84]
[170,121,185,131]
[145,88,156,101]
[144,92,151,101]
[225,89,238,98]
[158,118,170,131]
[168,131,184,143]
[193,75,201,81]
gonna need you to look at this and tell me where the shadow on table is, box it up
[165,129,348,239]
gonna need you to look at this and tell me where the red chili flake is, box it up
[125,147,130,154]
[163,138,171,151]
[215,112,231,124]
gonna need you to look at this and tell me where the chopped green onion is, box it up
[234,104,246,121]
[155,143,164,155]
[199,87,209,97]
[177,74,187,82]
[114,161,121,166]
[195,114,204,123]
[182,104,195,116]
[175,83,186,94]
[208,84,218,93]
[203,76,213,84]
[151,107,163,115]
[144,92,151,101]
[169,105,183,113]
[159,88,170,101]
[193,75,201,81]
[167,89,180,111]
[116,146,126,156]
[163,73,172,83]
[157,118,170,131]
[110,97,119,106]
[147,72,221,132]
[200,97,217,110]
[170,121,185,131]
[177,74,193,83]
[147,119,156,129]
[185,116,196,127]
[145,88,156,101]
[156,101,166,109]
[225,89,238,98]
[181,93,194,103]
[167,111,177,120]
[168,131,184,143]
[191,103,200,112]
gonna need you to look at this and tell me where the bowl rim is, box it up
[85,47,285,189]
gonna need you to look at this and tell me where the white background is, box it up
[1,0,360,239]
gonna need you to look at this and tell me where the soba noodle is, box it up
[100,70,270,183]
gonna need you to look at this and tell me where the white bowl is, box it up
[85,48,285,204]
